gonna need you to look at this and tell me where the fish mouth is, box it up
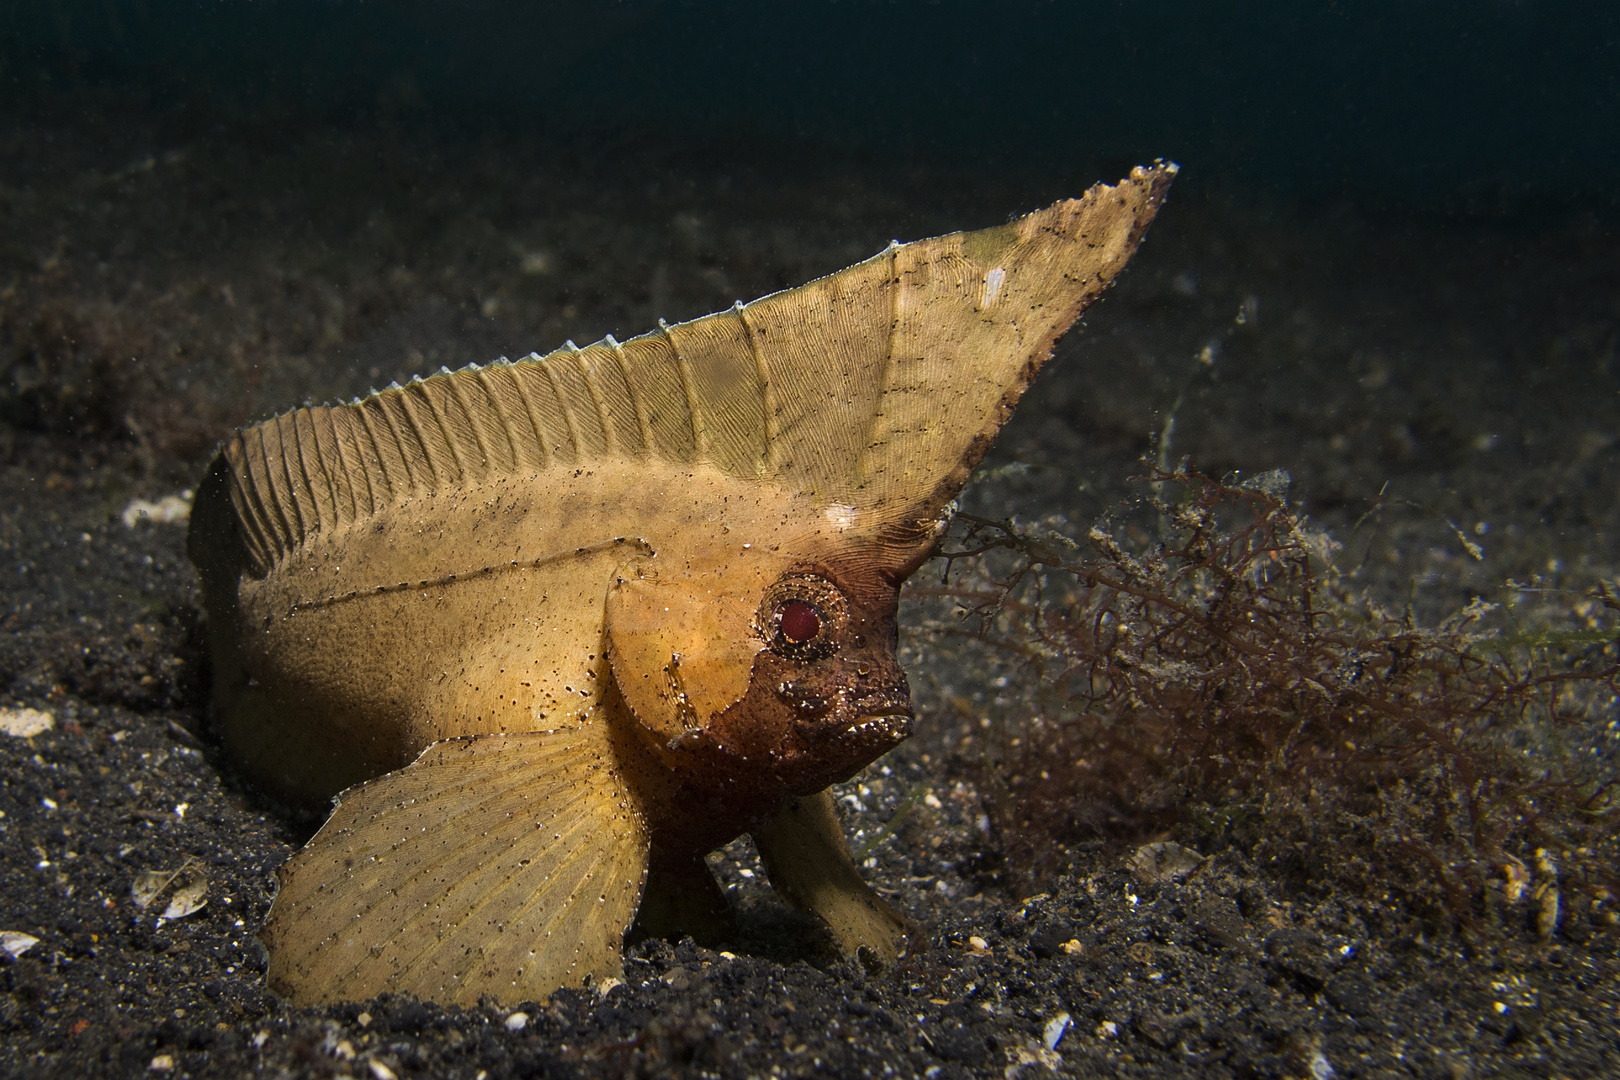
[790,692,913,748]
[781,696,913,790]
[842,697,914,742]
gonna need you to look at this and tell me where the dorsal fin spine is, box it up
[856,239,904,488]
[507,362,554,470]
[288,410,329,538]
[660,318,708,461]
[444,369,497,473]
[308,409,347,531]
[248,422,292,561]
[540,356,584,463]
[574,351,619,456]
[228,431,279,570]
[280,414,317,550]
[255,420,301,557]
[564,339,615,456]
[413,379,471,481]
[392,388,447,489]
[315,410,357,526]
[471,366,523,472]
[256,424,295,560]
[604,334,655,460]
[734,301,777,475]
[371,395,424,494]
[269,416,309,552]
[330,408,378,519]
[355,401,402,503]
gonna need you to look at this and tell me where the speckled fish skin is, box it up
[186,163,1175,1007]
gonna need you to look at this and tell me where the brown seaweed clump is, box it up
[921,468,1618,936]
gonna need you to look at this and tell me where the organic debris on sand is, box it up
[917,469,1617,937]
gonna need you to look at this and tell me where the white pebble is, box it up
[121,493,192,528]
[0,707,53,738]
[1,931,41,958]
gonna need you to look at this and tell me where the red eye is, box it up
[777,601,822,644]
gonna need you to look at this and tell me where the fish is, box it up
[185,163,1175,1007]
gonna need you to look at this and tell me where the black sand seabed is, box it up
[2,107,1617,1078]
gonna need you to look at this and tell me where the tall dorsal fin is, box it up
[220,164,1174,574]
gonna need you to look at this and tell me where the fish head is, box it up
[605,545,911,796]
[715,557,913,790]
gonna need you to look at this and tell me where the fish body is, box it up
[187,164,1175,1005]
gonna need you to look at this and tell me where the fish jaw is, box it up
[838,699,914,745]
[788,684,913,751]
[807,697,914,787]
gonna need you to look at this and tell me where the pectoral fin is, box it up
[604,568,767,746]
[752,789,915,965]
[262,725,650,1007]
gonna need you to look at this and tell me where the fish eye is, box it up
[776,600,823,644]
[759,571,848,661]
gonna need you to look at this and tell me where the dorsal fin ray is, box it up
[220,165,1173,574]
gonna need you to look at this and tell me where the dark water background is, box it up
[6,0,1618,210]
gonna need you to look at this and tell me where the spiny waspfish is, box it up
[186,163,1175,1006]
